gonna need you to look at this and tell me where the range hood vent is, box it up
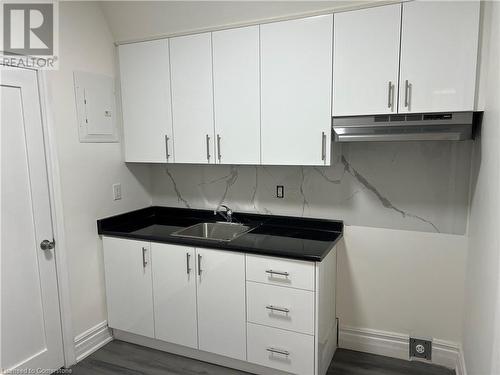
[332,111,481,142]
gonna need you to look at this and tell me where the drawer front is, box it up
[247,323,314,375]
[246,254,315,291]
[247,282,314,335]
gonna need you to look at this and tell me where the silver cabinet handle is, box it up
[266,305,290,314]
[265,269,289,277]
[186,252,191,275]
[404,80,410,108]
[387,81,393,109]
[266,347,290,356]
[142,247,148,268]
[321,132,326,161]
[40,239,55,251]
[206,134,211,162]
[198,253,202,276]
[165,135,171,161]
[217,134,221,162]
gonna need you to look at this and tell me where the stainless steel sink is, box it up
[171,222,253,242]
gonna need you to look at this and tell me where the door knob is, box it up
[40,239,55,251]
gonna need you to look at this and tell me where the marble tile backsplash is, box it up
[151,141,472,235]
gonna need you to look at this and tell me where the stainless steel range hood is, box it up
[332,112,480,142]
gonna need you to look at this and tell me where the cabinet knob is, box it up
[142,247,148,268]
[387,81,394,110]
[265,269,289,277]
[321,132,327,162]
[266,305,290,314]
[266,347,290,356]
[198,253,202,276]
[405,80,412,108]
[217,134,222,162]
[186,252,191,274]
[206,135,211,162]
[165,135,171,161]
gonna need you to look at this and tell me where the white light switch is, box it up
[112,183,122,200]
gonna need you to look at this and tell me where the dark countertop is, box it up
[97,206,343,262]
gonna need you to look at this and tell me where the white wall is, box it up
[46,2,151,339]
[100,1,374,43]
[462,1,500,374]
[338,226,466,343]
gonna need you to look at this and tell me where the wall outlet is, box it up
[112,183,122,200]
[276,185,284,199]
[409,337,432,360]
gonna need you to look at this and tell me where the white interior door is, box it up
[196,248,246,361]
[398,1,480,113]
[1,67,64,372]
[212,26,260,164]
[151,243,198,349]
[333,4,401,116]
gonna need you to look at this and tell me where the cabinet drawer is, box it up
[247,323,314,375]
[247,282,314,335]
[246,254,315,291]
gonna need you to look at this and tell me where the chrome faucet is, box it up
[214,204,233,223]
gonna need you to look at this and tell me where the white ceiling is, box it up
[99,1,376,43]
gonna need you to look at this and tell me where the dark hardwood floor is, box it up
[328,349,454,375]
[70,340,455,375]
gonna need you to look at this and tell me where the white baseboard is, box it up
[455,345,467,375]
[339,325,464,373]
[74,321,113,362]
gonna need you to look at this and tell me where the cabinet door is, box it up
[399,1,480,113]
[213,26,260,165]
[119,40,173,163]
[261,15,332,166]
[196,248,246,360]
[102,237,154,338]
[151,243,197,348]
[333,4,401,116]
[170,33,215,164]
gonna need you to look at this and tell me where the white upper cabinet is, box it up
[212,26,260,165]
[119,40,173,162]
[260,15,333,166]
[118,4,480,164]
[102,237,154,338]
[333,4,401,116]
[152,243,198,349]
[170,33,215,164]
[399,1,480,113]
[196,248,246,361]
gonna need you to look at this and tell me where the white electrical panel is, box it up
[74,71,118,143]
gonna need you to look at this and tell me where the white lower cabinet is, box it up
[102,237,154,338]
[103,236,337,375]
[247,322,315,375]
[247,281,315,335]
[151,243,197,348]
[196,248,246,360]
[246,253,315,291]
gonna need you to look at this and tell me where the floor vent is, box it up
[409,337,432,361]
